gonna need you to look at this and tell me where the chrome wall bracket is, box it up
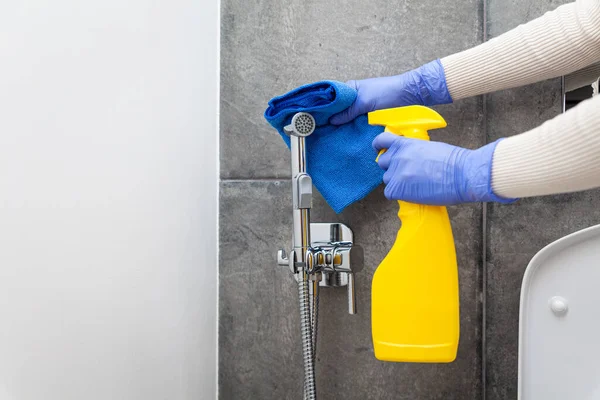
[277,222,356,314]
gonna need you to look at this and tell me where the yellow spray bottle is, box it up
[368,105,459,363]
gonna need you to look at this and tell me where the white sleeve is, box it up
[491,94,600,199]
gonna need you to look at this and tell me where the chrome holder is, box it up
[277,222,356,314]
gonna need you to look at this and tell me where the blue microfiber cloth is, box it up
[264,81,385,213]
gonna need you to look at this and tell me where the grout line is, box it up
[220,178,288,183]
[215,0,221,397]
[561,75,566,113]
[481,0,489,398]
[482,204,488,400]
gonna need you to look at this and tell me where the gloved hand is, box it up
[372,132,517,205]
[329,59,453,125]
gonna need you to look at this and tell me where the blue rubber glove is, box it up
[372,132,517,205]
[329,59,452,125]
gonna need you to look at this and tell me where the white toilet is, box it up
[518,224,600,399]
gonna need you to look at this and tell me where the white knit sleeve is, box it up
[491,94,600,199]
[440,0,600,100]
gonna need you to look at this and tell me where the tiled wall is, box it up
[219,0,596,399]
[483,1,600,399]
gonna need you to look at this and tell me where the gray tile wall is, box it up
[483,1,600,399]
[219,0,594,399]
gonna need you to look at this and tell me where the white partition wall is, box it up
[0,0,218,398]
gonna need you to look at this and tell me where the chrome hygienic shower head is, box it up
[284,112,316,137]
[274,108,356,400]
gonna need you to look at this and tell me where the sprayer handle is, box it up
[369,105,446,161]
[368,106,448,222]
[368,105,446,135]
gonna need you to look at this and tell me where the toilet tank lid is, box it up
[518,224,600,400]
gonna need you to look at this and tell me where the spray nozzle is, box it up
[284,112,316,137]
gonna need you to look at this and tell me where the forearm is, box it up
[491,95,600,198]
[441,0,600,100]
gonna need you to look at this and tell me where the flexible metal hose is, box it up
[310,280,319,360]
[298,276,316,400]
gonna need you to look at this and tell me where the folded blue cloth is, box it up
[264,81,384,213]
